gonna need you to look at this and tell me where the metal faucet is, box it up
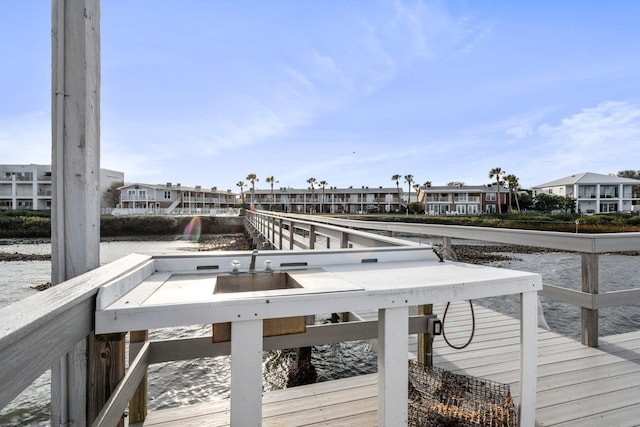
[249,249,258,272]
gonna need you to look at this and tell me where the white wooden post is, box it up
[51,1,101,426]
[378,306,409,426]
[231,319,263,426]
[581,253,599,347]
[519,291,538,427]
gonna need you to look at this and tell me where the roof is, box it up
[532,172,640,188]
[418,185,508,193]
[251,187,400,194]
[118,183,234,194]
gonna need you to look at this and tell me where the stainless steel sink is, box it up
[212,272,307,343]
[213,272,303,294]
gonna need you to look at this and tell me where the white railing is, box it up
[3,210,638,425]
[246,210,640,347]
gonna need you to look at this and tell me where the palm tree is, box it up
[236,181,246,206]
[391,174,401,212]
[319,180,328,213]
[504,174,521,213]
[246,173,258,206]
[404,174,414,206]
[307,177,316,213]
[488,167,504,214]
[265,176,276,210]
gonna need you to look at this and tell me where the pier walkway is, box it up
[132,301,640,426]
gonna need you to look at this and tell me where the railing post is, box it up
[309,225,316,249]
[270,216,275,245]
[417,304,433,367]
[128,330,148,424]
[581,253,599,347]
[88,333,126,426]
[278,218,283,249]
[289,221,295,250]
[442,236,452,251]
[341,231,349,248]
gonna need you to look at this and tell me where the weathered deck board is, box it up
[130,301,640,426]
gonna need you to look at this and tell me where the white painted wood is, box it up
[151,246,435,274]
[51,1,101,425]
[95,260,156,309]
[0,254,150,410]
[257,210,640,253]
[378,306,409,426]
[124,305,640,427]
[519,291,538,427]
[231,319,263,426]
[145,316,431,364]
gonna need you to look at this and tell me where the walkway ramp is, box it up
[132,302,640,426]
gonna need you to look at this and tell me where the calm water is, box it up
[1,238,638,425]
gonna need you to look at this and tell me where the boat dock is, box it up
[3,211,640,426]
[132,302,640,426]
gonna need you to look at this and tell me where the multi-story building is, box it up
[117,182,237,215]
[416,184,508,215]
[532,172,640,214]
[248,186,403,214]
[0,164,124,211]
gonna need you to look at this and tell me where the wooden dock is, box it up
[131,301,640,426]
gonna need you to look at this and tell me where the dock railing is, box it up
[246,210,640,347]
[2,211,638,425]
[0,248,441,426]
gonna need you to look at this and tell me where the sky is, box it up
[2,1,640,192]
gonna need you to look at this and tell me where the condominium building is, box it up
[0,164,124,211]
[117,182,237,215]
[416,184,508,215]
[248,187,403,214]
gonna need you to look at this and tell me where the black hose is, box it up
[441,300,475,350]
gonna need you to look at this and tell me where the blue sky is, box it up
[2,1,640,192]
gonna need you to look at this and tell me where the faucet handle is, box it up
[231,259,241,273]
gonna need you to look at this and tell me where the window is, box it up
[600,203,618,213]
[486,193,496,201]
[456,205,466,214]
[468,205,478,214]
[600,185,618,198]
[164,190,172,199]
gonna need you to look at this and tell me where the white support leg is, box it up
[231,319,263,426]
[520,291,538,427]
[378,306,409,426]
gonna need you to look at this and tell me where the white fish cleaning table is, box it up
[95,247,541,426]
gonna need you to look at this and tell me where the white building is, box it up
[0,164,124,211]
[532,172,640,214]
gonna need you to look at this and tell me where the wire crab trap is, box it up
[408,360,517,427]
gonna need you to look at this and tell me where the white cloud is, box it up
[538,101,640,146]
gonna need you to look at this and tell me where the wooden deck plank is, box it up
[131,304,640,426]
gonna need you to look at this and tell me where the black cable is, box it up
[441,300,475,350]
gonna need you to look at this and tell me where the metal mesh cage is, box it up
[408,360,517,427]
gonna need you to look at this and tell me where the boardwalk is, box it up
[131,301,640,426]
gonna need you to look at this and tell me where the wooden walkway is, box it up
[131,302,640,426]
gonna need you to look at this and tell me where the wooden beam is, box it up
[581,253,599,347]
[88,333,126,427]
[128,331,148,424]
